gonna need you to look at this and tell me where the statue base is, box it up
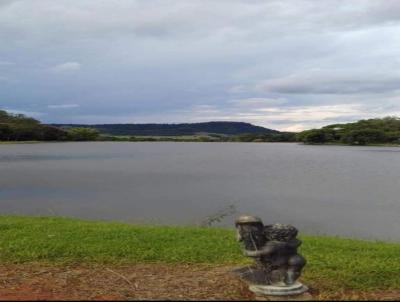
[230,266,309,299]
[249,282,308,296]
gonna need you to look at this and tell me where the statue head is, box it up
[235,215,266,251]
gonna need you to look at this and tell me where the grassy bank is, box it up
[1,216,399,292]
[0,141,41,144]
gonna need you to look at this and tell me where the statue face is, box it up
[236,222,266,251]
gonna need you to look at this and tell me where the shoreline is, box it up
[301,142,400,147]
[1,140,400,147]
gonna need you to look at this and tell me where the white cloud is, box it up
[229,98,286,107]
[48,101,400,132]
[257,69,400,95]
[47,104,80,109]
[51,62,81,73]
[191,105,220,114]
[282,124,310,132]
[4,108,44,118]
[156,102,400,132]
[227,85,247,94]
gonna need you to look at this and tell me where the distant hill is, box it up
[52,121,279,136]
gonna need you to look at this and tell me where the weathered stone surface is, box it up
[253,292,313,301]
[234,215,309,297]
[249,282,308,296]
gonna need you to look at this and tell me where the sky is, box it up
[1,0,400,131]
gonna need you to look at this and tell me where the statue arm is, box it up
[287,239,302,248]
[243,242,284,257]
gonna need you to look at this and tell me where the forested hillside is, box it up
[54,121,277,136]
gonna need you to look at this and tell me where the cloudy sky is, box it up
[1,0,400,131]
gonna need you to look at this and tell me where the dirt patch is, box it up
[309,287,400,301]
[0,264,254,300]
[0,264,399,300]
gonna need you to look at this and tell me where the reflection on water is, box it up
[0,142,399,240]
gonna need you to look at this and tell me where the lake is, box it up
[0,142,399,240]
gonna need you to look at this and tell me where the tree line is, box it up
[1,109,399,145]
[0,109,291,142]
[0,110,99,141]
[297,117,400,145]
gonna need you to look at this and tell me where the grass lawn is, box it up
[0,216,399,298]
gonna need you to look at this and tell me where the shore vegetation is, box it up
[1,215,399,293]
[1,109,400,145]
[297,117,400,145]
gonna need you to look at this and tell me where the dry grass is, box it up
[0,264,253,301]
[0,264,399,300]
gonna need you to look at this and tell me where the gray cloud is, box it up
[0,60,13,66]
[4,108,44,118]
[2,0,400,41]
[1,0,400,130]
[258,71,400,95]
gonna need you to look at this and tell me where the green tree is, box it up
[298,116,400,145]
[67,128,100,141]
[0,124,12,140]
[234,133,259,142]
[41,126,69,141]
[341,129,387,145]
[0,110,69,141]
[297,129,332,144]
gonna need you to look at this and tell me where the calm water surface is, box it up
[1,142,399,240]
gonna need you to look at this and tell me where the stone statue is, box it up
[233,215,308,296]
